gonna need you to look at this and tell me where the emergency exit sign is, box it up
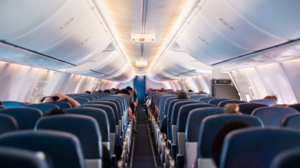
[131,34,155,43]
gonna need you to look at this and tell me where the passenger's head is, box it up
[43,109,67,117]
[112,88,116,90]
[211,121,250,167]
[103,89,111,93]
[41,96,53,103]
[98,90,102,93]
[121,89,130,95]
[224,103,241,114]
[176,92,189,99]
[85,91,91,94]
[115,91,122,94]
[263,95,278,103]
[126,86,133,91]
[188,90,193,92]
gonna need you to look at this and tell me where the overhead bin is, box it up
[0,0,111,65]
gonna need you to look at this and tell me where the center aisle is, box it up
[131,106,158,168]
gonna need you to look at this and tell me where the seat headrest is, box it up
[0,113,18,135]
[220,128,300,168]
[87,101,119,120]
[281,114,300,129]
[198,114,263,158]
[287,103,300,113]
[250,99,277,105]
[0,107,42,130]
[0,130,85,168]
[25,104,59,114]
[239,103,267,115]
[199,97,217,103]
[186,107,224,141]
[171,101,201,124]
[44,102,72,110]
[2,101,25,108]
[73,97,89,105]
[252,107,298,126]
[270,147,300,168]
[208,99,230,106]
[65,107,110,142]
[218,100,247,107]
[35,115,102,159]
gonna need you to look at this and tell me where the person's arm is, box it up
[52,93,80,107]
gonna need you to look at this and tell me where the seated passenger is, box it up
[43,109,67,116]
[210,121,250,168]
[263,95,278,103]
[176,91,190,99]
[224,103,241,114]
[85,91,91,94]
[98,90,102,93]
[41,93,80,107]
[188,89,193,92]
[103,89,111,93]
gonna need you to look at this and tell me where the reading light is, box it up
[136,61,148,67]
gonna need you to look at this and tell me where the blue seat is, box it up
[73,97,89,105]
[270,148,300,168]
[281,114,300,130]
[238,103,267,115]
[220,128,300,168]
[0,130,85,168]
[77,96,94,101]
[2,101,25,108]
[45,102,72,110]
[208,98,230,106]
[250,99,277,105]
[0,114,18,135]
[252,107,298,127]
[0,107,42,130]
[25,104,59,114]
[190,95,208,101]
[185,107,224,168]
[87,101,119,122]
[218,100,247,107]
[35,115,102,160]
[199,97,217,104]
[0,147,49,168]
[197,114,263,167]
[287,103,300,112]
[96,99,123,119]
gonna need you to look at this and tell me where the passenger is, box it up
[98,90,102,93]
[43,109,67,116]
[188,89,193,92]
[176,91,190,99]
[224,103,241,114]
[41,93,80,107]
[121,89,137,133]
[126,86,137,106]
[103,89,111,93]
[85,91,91,94]
[263,95,278,103]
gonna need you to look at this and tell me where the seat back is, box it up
[198,114,263,159]
[0,130,85,168]
[25,104,59,114]
[190,95,208,101]
[199,97,217,104]
[87,101,119,121]
[218,100,247,107]
[97,99,122,119]
[2,101,25,108]
[287,103,300,112]
[0,107,42,130]
[0,147,49,168]
[164,97,176,116]
[239,103,267,115]
[270,148,300,168]
[220,128,300,168]
[252,107,298,126]
[36,115,102,159]
[281,114,300,130]
[45,102,72,110]
[250,99,277,105]
[73,97,89,105]
[208,99,230,106]
[185,107,224,168]
[77,96,94,101]
[0,114,18,135]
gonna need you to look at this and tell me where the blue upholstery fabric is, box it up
[77,96,94,101]
[250,99,277,105]
[65,107,110,142]
[218,100,247,107]
[96,99,122,119]
[281,114,300,130]
[177,104,215,132]
[270,147,300,168]
[164,97,176,116]
[199,97,217,103]
[78,104,116,133]
[73,97,89,105]
[0,107,42,130]
[208,99,230,106]
[239,103,267,115]
[87,101,119,121]
[36,115,102,159]
[287,103,300,112]
[2,101,25,108]
[45,102,72,110]
[160,95,175,110]
[198,114,263,158]
[102,97,124,111]
[186,107,224,141]
[252,107,298,126]
[0,130,85,168]
[190,95,208,101]
[220,128,300,168]
[25,104,59,114]
[0,114,18,135]
[0,147,49,168]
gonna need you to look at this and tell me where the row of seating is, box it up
[148,90,300,168]
[0,92,133,168]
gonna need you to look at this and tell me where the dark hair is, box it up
[85,91,91,94]
[40,96,51,103]
[43,109,67,117]
[112,88,116,90]
[188,90,193,92]
[103,89,111,93]
[126,86,133,91]
[211,121,250,167]
[121,89,130,95]
[176,92,189,99]
[98,90,102,93]
[115,91,122,94]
